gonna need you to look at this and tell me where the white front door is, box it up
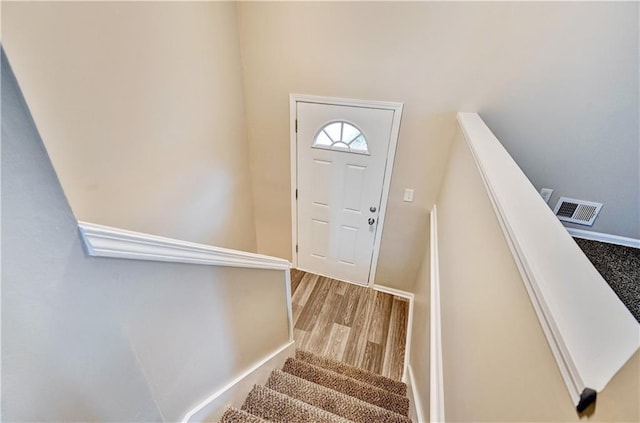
[295,101,396,285]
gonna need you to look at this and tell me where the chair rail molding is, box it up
[79,221,296,347]
[457,112,639,408]
[78,221,292,270]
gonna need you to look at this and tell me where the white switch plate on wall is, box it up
[403,188,414,202]
[540,188,553,204]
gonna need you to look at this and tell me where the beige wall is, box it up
[2,52,290,422]
[4,1,635,289]
[2,1,257,250]
[436,129,639,421]
[238,2,639,291]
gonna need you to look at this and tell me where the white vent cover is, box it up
[553,197,603,226]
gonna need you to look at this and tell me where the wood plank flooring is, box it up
[290,269,409,381]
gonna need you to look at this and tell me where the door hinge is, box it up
[295,119,298,133]
[295,189,298,200]
[296,244,298,253]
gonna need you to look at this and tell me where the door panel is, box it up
[311,159,332,206]
[310,219,329,258]
[343,165,366,212]
[338,225,359,264]
[296,102,394,285]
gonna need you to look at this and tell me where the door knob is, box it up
[368,218,375,225]
[369,206,377,212]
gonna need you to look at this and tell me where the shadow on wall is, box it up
[1,51,289,422]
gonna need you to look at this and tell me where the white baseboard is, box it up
[372,284,414,300]
[373,284,414,383]
[407,365,427,423]
[181,341,296,423]
[566,227,640,249]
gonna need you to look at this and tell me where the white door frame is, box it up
[289,94,403,287]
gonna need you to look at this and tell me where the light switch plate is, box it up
[540,188,553,204]
[403,188,414,202]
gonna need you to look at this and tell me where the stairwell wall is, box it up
[237,1,638,293]
[434,128,639,421]
[1,52,290,423]
[2,1,257,251]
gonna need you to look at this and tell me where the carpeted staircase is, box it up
[219,350,412,423]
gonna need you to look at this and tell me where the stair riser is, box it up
[220,350,413,423]
[242,385,351,423]
[296,349,407,396]
[283,358,410,416]
[267,369,412,423]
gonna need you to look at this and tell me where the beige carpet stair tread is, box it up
[282,358,410,416]
[267,369,412,423]
[241,384,352,423]
[296,350,407,396]
[219,407,268,423]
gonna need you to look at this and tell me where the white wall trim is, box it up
[372,284,414,300]
[289,93,404,287]
[429,205,445,423]
[457,113,639,408]
[181,341,295,423]
[285,270,294,342]
[290,95,299,268]
[565,227,640,249]
[78,221,292,270]
[373,284,414,381]
[407,364,427,423]
[289,93,404,111]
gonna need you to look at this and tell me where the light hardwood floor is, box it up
[291,269,409,381]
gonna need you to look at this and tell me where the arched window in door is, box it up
[313,121,369,155]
